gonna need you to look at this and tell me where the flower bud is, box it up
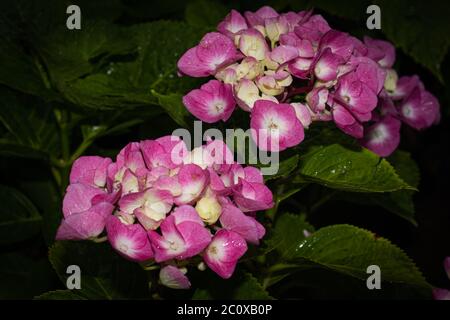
[384,69,398,93]
[195,195,222,224]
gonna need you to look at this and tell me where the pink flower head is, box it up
[148,206,212,262]
[218,10,248,39]
[183,80,235,123]
[360,115,401,157]
[250,100,304,151]
[70,156,112,188]
[106,215,153,262]
[399,87,440,130]
[232,179,274,212]
[159,265,191,289]
[364,37,396,68]
[204,229,247,279]
[220,204,265,244]
[177,32,240,77]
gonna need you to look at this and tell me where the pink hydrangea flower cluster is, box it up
[177,6,440,156]
[56,136,273,287]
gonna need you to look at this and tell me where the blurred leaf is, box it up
[376,0,449,81]
[185,0,228,28]
[0,87,60,157]
[36,290,87,300]
[297,144,413,192]
[19,178,61,245]
[49,241,150,299]
[0,253,57,299]
[0,185,42,245]
[0,140,48,161]
[192,271,272,300]
[297,0,450,80]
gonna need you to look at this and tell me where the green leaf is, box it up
[49,241,150,299]
[336,150,420,225]
[39,20,136,85]
[297,144,413,192]
[266,213,314,259]
[0,185,42,245]
[264,154,299,181]
[273,224,430,292]
[56,21,203,113]
[151,91,192,128]
[185,0,228,28]
[192,271,272,300]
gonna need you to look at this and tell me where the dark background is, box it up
[0,0,449,299]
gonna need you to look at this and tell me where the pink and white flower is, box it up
[203,229,248,279]
[148,206,212,262]
[178,32,240,77]
[250,100,304,151]
[360,115,401,157]
[183,80,235,123]
[106,215,153,262]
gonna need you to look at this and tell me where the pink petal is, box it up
[70,156,112,188]
[183,80,235,123]
[433,288,450,300]
[159,265,191,289]
[177,47,211,77]
[204,230,247,279]
[360,116,401,157]
[106,216,154,262]
[233,179,274,212]
[220,204,265,244]
[62,183,105,217]
[314,48,344,82]
[56,202,114,240]
[196,32,240,73]
[174,164,209,205]
[250,100,304,151]
[217,9,248,38]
